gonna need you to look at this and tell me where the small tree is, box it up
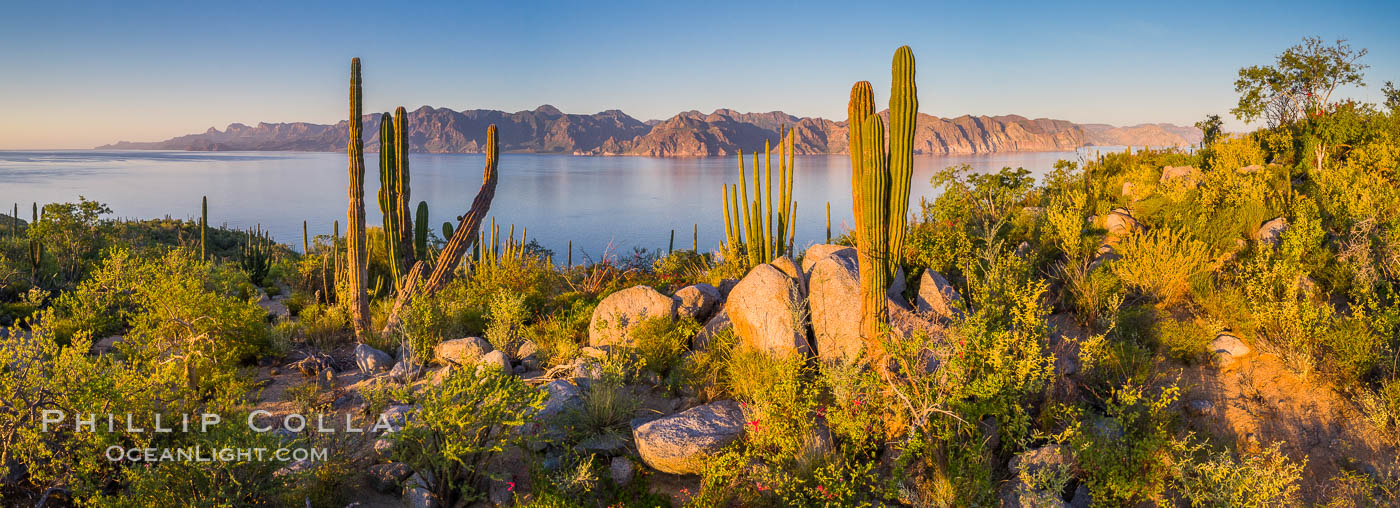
[1194,114,1224,147]
[1383,81,1400,112]
[1232,37,1368,127]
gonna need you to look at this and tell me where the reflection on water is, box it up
[0,149,1121,258]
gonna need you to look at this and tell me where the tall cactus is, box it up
[346,57,371,342]
[849,46,918,342]
[377,107,420,284]
[415,201,429,261]
[200,196,207,261]
[28,203,41,273]
[302,220,310,253]
[720,125,797,267]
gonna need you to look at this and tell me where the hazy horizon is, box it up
[1,0,1396,149]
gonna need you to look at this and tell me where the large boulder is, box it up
[673,283,721,322]
[589,286,677,347]
[1257,217,1288,247]
[433,337,493,366]
[1103,208,1141,237]
[769,255,806,295]
[354,343,393,374]
[633,400,747,474]
[915,270,962,321]
[724,264,812,356]
[807,251,929,363]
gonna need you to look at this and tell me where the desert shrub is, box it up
[107,415,289,507]
[526,296,594,368]
[50,248,268,365]
[1044,188,1090,260]
[626,316,699,379]
[1324,314,1389,387]
[391,366,545,505]
[484,291,530,352]
[652,249,710,289]
[1174,443,1305,507]
[399,278,488,361]
[693,350,894,507]
[1357,377,1400,443]
[1058,383,1181,505]
[1055,259,1124,331]
[1111,228,1213,307]
[2,307,264,503]
[1158,317,1214,364]
[1320,468,1400,508]
[1207,134,1267,172]
[676,326,738,401]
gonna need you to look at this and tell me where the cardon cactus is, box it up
[200,196,208,261]
[28,203,41,272]
[720,125,797,267]
[849,46,918,343]
[345,57,371,341]
[415,201,429,260]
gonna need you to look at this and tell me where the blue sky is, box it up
[1,0,1396,149]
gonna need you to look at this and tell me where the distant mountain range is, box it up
[99,105,1201,156]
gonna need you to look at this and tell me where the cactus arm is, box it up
[857,113,891,342]
[887,46,918,272]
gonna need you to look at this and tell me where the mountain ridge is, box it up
[99,105,1201,156]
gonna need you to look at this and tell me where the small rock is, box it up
[1103,208,1141,237]
[575,434,628,455]
[354,344,393,375]
[90,335,123,355]
[366,462,412,494]
[915,270,963,321]
[381,405,414,433]
[1211,333,1250,365]
[478,350,511,375]
[1237,164,1264,174]
[433,337,492,366]
[610,457,635,486]
[674,283,722,322]
[1187,399,1215,416]
[273,458,315,478]
[389,358,422,382]
[403,473,440,508]
[538,379,583,419]
[374,437,395,459]
[1257,217,1289,247]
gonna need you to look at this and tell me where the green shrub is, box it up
[627,316,699,379]
[1055,259,1124,331]
[1158,317,1214,364]
[1059,383,1181,505]
[1175,443,1304,507]
[1112,228,1214,308]
[390,366,545,505]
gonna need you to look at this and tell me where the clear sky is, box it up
[1,0,1396,149]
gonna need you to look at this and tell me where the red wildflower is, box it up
[507,481,515,492]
